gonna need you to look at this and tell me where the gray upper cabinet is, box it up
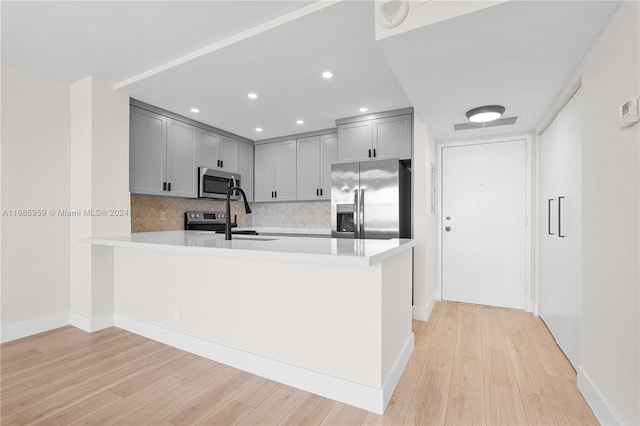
[297,133,338,200]
[130,107,166,196]
[198,130,239,173]
[130,106,197,198]
[337,112,412,163]
[166,119,198,198]
[254,140,297,202]
[238,141,254,202]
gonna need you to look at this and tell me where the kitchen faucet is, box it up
[225,186,251,240]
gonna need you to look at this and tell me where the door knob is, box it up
[445,226,452,232]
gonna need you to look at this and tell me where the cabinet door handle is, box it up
[373,148,377,158]
[316,188,319,196]
[167,182,171,192]
[547,198,555,235]
[220,160,223,168]
[320,188,323,197]
[163,182,167,191]
[368,149,372,158]
[558,196,565,238]
[275,191,277,198]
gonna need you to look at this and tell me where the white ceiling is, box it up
[1,1,621,142]
[378,1,620,140]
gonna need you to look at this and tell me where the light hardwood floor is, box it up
[1,301,598,425]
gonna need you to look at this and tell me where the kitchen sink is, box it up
[232,237,277,241]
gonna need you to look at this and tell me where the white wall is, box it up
[70,76,130,322]
[577,2,639,424]
[412,112,438,318]
[1,65,71,325]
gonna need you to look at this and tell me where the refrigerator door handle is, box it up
[359,189,365,238]
[353,189,359,239]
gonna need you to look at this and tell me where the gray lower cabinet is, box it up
[254,140,297,202]
[297,133,338,200]
[130,106,197,198]
[337,113,412,163]
[238,142,254,201]
[198,130,239,173]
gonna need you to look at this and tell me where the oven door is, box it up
[199,168,241,200]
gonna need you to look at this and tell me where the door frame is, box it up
[436,135,533,312]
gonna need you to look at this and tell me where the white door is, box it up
[441,140,528,309]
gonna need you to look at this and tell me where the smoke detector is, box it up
[377,0,410,29]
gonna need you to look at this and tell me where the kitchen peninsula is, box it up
[86,231,415,414]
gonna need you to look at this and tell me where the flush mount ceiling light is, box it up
[248,93,258,99]
[190,107,200,113]
[322,71,333,79]
[255,127,263,132]
[360,107,368,113]
[466,105,506,123]
[296,120,304,125]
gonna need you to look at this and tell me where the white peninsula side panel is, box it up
[111,245,413,413]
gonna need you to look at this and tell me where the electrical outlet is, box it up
[174,307,181,321]
[160,211,166,221]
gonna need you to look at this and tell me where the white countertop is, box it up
[237,227,330,236]
[85,230,414,266]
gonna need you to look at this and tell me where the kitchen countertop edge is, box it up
[82,231,414,267]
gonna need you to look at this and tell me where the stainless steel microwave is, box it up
[198,167,241,200]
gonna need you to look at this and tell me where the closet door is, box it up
[539,88,582,368]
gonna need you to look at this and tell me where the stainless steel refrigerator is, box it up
[331,158,411,239]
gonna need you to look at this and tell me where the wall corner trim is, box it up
[412,295,435,321]
[69,312,114,332]
[577,366,621,425]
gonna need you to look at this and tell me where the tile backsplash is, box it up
[131,195,330,232]
[251,201,331,229]
[130,195,252,232]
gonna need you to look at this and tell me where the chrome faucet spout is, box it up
[225,186,251,240]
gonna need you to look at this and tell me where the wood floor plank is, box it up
[196,399,255,425]
[237,385,307,426]
[70,374,186,425]
[404,367,450,426]
[321,402,369,426]
[232,376,281,408]
[362,411,405,425]
[484,382,528,425]
[32,390,122,426]
[550,376,599,425]
[114,363,236,425]
[280,393,335,425]
[164,369,256,425]
[444,356,486,425]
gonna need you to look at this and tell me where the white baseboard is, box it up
[382,334,414,409]
[70,312,114,332]
[114,313,406,414]
[0,312,70,343]
[577,366,621,425]
[412,295,435,321]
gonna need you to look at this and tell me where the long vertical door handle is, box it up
[353,190,359,239]
[359,189,365,238]
[558,196,566,238]
[548,199,555,235]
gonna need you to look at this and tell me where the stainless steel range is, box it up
[184,211,257,235]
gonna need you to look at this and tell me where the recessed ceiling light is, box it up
[190,107,200,113]
[248,93,258,99]
[466,105,505,123]
[255,127,263,132]
[296,120,304,125]
[322,71,333,79]
[360,107,368,113]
